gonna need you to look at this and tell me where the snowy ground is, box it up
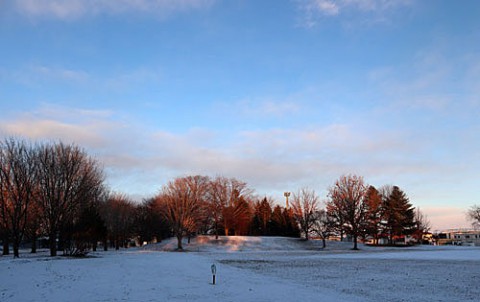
[1,237,479,301]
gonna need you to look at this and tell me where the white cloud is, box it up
[312,0,339,16]
[0,106,116,148]
[4,64,162,93]
[31,65,90,82]
[297,0,412,27]
[0,103,477,231]
[14,0,215,20]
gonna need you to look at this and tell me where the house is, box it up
[452,231,480,246]
[434,229,480,246]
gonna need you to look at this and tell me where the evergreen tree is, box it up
[283,208,300,238]
[364,186,383,245]
[270,205,284,236]
[252,197,272,236]
[382,186,415,244]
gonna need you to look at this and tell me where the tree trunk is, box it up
[92,240,97,252]
[2,236,9,255]
[103,237,108,251]
[49,233,57,257]
[353,235,359,250]
[176,234,183,250]
[13,242,20,258]
[322,238,326,248]
[31,234,37,253]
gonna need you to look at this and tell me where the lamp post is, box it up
[284,192,291,209]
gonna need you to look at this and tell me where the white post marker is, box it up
[211,264,217,285]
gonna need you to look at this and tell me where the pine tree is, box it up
[364,186,383,245]
[382,186,415,245]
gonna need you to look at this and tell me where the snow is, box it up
[1,237,479,301]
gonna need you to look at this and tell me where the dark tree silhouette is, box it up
[364,186,383,245]
[0,138,37,257]
[327,174,368,250]
[36,142,104,256]
[381,186,415,245]
[101,193,135,250]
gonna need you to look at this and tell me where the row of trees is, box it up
[292,175,430,250]
[0,138,300,256]
[0,138,106,257]
[156,175,300,250]
[1,137,431,256]
[0,138,171,258]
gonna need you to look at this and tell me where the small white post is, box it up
[211,264,217,285]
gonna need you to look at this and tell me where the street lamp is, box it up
[284,192,291,209]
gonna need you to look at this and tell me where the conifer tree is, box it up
[382,186,415,244]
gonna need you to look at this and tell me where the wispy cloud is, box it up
[3,64,162,93]
[0,106,115,148]
[31,65,89,82]
[13,0,215,20]
[0,103,474,229]
[297,0,413,27]
[236,99,301,118]
[2,65,90,87]
[424,206,470,231]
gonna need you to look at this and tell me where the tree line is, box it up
[1,137,433,257]
[156,175,300,250]
[0,138,300,257]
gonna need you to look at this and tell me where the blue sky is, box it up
[1,0,479,230]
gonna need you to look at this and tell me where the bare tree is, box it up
[0,138,37,257]
[206,176,229,239]
[291,188,319,240]
[135,198,170,245]
[467,205,480,229]
[327,174,368,250]
[413,207,431,243]
[35,142,105,256]
[312,209,335,248]
[25,195,42,253]
[205,177,253,237]
[158,175,209,250]
[101,193,135,250]
[223,178,252,236]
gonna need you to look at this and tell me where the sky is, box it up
[0,0,479,230]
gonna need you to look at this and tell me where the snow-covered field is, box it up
[1,237,479,301]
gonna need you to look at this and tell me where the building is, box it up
[434,229,480,246]
[452,231,480,246]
